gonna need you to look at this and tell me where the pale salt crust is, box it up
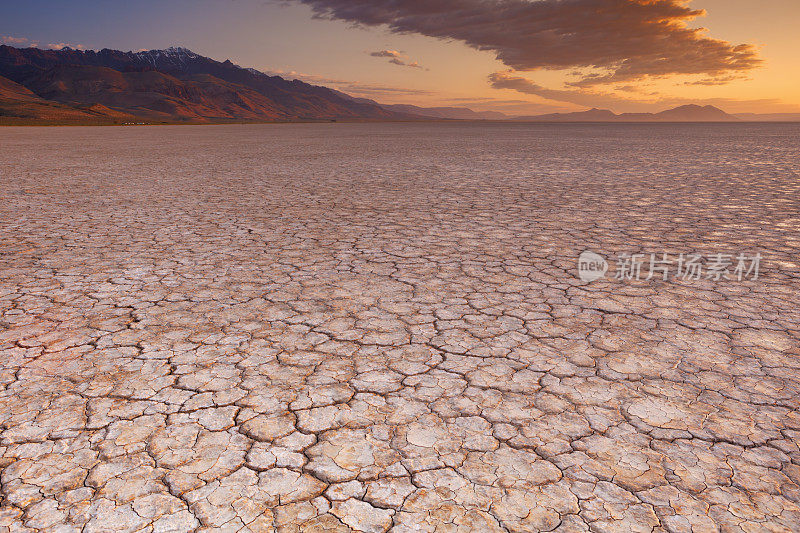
[0,123,798,532]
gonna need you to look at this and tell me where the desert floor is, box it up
[1,123,799,532]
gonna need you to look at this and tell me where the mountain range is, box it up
[374,103,508,120]
[512,105,740,122]
[0,45,406,123]
[1,45,797,124]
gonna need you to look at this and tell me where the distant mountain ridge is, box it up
[377,103,508,120]
[733,112,800,122]
[0,45,409,123]
[514,105,740,122]
[328,91,510,120]
[1,45,793,124]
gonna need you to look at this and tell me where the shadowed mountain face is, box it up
[0,69,135,122]
[0,45,406,122]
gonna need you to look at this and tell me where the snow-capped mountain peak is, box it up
[133,47,200,67]
[162,46,198,57]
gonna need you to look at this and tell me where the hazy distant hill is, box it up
[645,104,738,122]
[514,108,617,122]
[0,71,135,122]
[0,45,410,123]
[514,105,740,122]
[328,91,509,120]
[734,112,800,122]
[378,103,508,120]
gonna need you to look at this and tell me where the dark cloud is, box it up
[294,0,760,86]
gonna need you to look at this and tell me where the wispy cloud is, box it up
[1,35,29,45]
[341,83,431,96]
[261,68,432,97]
[2,36,86,50]
[369,49,424,69]
[370,49,402,59]
[1,35,38,47]
[488,70,779,113]
[683,74,750,86]
[489,71,647,109]
[47,42,86,50]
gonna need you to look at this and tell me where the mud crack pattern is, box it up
[1,123,799,532]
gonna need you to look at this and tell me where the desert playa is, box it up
[1,123,799,531]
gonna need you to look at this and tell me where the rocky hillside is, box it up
[0,45,408,123]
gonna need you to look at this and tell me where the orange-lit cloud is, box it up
[1,36,38,47]
[370,49,402,59]
[2,36,84,50]
[1,36,29,45]
[294,0,760,86]
[47,43,86,50]
[369,49,424,69]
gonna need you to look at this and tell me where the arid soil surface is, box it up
[1,123,799,532]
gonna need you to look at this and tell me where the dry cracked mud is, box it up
[0,123,799,532]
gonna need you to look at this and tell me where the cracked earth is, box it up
[0,123,799,532]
